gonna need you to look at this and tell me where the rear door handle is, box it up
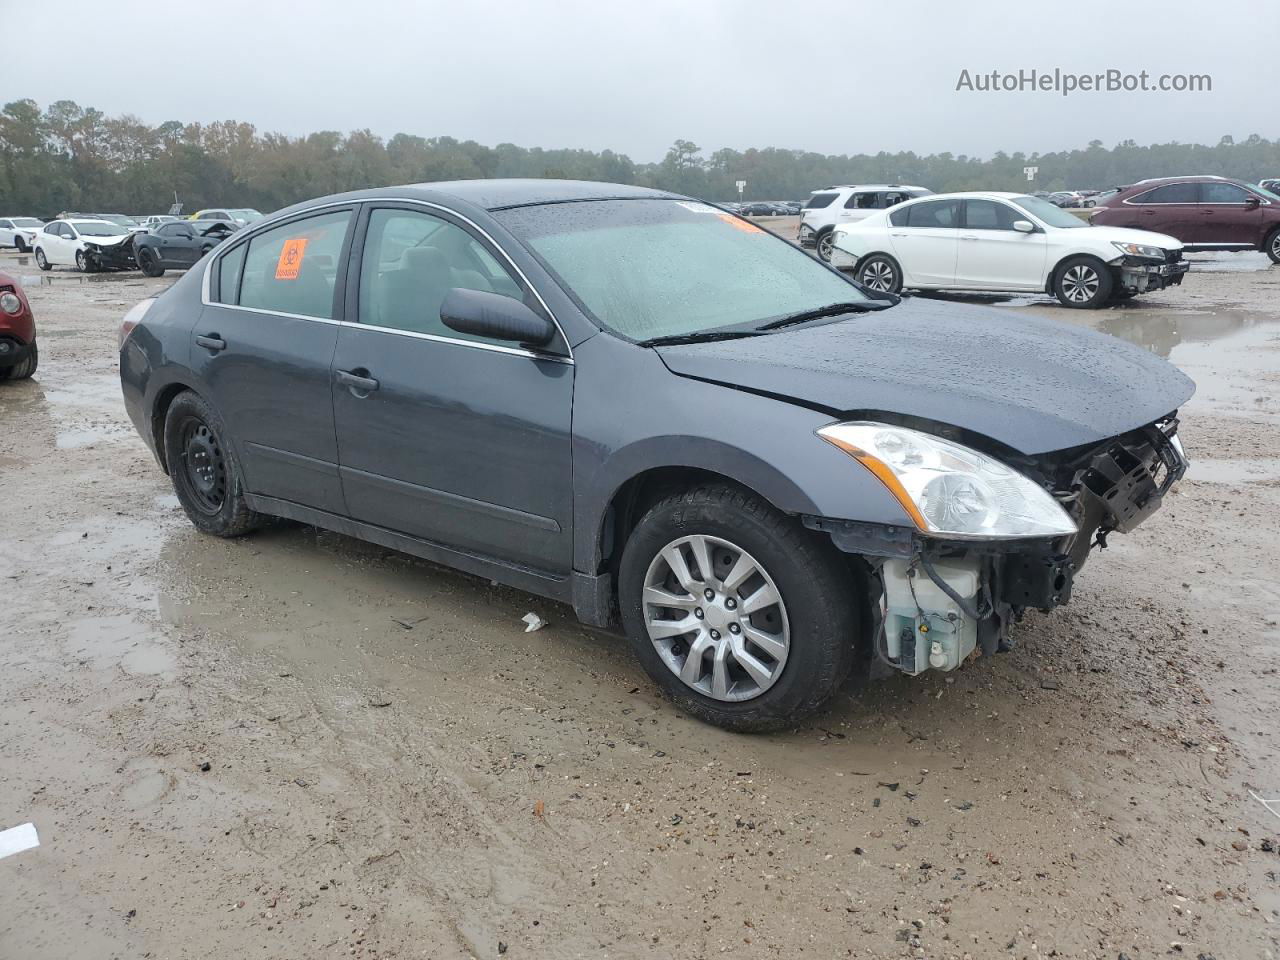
[195,334,226,352]
[336,369,380,394]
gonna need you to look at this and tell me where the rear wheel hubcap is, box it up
[642,535,790,702]
[861,260,894,291]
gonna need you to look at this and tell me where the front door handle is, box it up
[959,234,980,241]
[195,334,226,352]
[336,368,380,394]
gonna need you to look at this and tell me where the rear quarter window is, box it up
[805,192,839,209]
[235,210,352,319]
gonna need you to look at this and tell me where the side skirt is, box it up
[244,493,576,605]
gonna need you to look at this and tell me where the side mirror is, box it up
[1012,220,1035,233]
[440,287,555,348]
[1244,195,1261,208]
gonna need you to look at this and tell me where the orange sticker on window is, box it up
[275,237,309,280]
[717,213,764,234]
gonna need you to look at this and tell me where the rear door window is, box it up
[906,199,961,228]
[1132,183,1198,204]
[845,192,878,209]
[236,210,352,319]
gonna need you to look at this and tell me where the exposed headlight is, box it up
[817,422,1078,539]
[0,291,22,315]
[1112,241,1166,259]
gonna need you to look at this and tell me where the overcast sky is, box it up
[1,0,1272,162]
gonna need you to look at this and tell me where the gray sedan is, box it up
[119,180,1193,732]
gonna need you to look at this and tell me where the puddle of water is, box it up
[64,613,177,679]
[1188,457,1280,485]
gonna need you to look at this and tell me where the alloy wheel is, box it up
[1271,233,1280,260]
[179,418,227,514]
[817,232,835,261]
[75,251,88,272]
[1061,264,1100,303]
[642,534,790,702]
[860,259,895,292]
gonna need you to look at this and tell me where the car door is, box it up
[0,220,12,246]
[1195,181,1263,245]
[839,190,879,226]
[887,198,961,286]
[49,222,76,263]
[1121,182,1199,241]
[168,222,205,266]
[331,203,574,572]
[192,206,356,514]
[954,198,1047,290]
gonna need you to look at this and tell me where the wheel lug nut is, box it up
[694,608,704,619]
[729,623,740,635]
[709,629,720,640]
[704,588,715,601]
[725,598,736,610]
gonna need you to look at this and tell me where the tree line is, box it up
[2,99,1277,216]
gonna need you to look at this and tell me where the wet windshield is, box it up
[1251,184,1280,202]
[73,221,129,237]
[12,217,42,227]
[496,198,867,341]
[1010,195,1089,228]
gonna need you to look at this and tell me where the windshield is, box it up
[496,199,868,341]
[12,217,42,227]
[230,208,263,222]
[1251,184,1280,202]
[98,214,137,227]
[74,221,128,237]
[1010,195,1088,228]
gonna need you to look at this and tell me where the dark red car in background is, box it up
[0,272,38,380]
[1090,176,1280,263]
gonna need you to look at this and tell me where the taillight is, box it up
[119,298,155,349]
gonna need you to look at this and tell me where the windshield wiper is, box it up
[636,329,769,347]
[756,300,891,331]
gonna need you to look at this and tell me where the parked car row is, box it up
[799,184,933,261]
[117,178,1194,732]
[722,201,802,217]
[30,217,237,274]
[831,192,1188,308]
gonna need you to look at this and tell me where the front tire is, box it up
[75,250,92,273]
[1265,227,1280,265]
[856,254,903,294]
[1053,255,1112,309]
[3,341,38,380]
[618,484,860,733]
[14,237,28,253]
[163,391,264,538]
[137,247,166,277]
[34,248,51,271]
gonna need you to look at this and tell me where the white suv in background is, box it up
[831,191,1188,308]
[799,184,931,261]
[0,217,45,252]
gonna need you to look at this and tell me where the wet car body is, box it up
[133,220,235,276]
[0,272,38,380]
[118,180,1194,731]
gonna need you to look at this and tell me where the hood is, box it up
[80,233,134,246]
[655,298,1195,456]
[1082,223,1181,250]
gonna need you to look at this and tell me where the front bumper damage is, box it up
[1111,249,1189,294]
[805,418,1189,676]
[797,223,817,248]
[83,236,137,271]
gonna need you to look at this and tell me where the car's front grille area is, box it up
[1165,248,1184,264]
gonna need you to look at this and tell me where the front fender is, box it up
[571,335,915,572]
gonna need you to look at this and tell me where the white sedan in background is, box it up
[33,219,136,272]
[0,217,46,252]
[831,191,1189,308]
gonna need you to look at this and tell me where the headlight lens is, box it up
[1112,241,1166,259]
[0,291,21,315]
[817,422,1078,539]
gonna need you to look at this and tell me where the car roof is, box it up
[812,184,927,192]
[401,178,679,210]
[67,218,121,226]
[894,191,1029,201]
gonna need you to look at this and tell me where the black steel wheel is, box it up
[163,390,264,537]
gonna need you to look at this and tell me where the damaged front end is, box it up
[83,235,137,271]
[805,418,1188,677]
[1110,247,1189,295]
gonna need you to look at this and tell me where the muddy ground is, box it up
[0,246,1277,960]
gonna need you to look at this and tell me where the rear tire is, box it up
[856,253,903,294]
[1265,228,1280,265]
[14,237,28,253]
[815,229,836,262]
[618,484,860,733]
[35,248,51,271]
[163,390,265,538]
[1053,255,1112,309]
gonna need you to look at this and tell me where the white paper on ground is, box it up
[0,822,40,860]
